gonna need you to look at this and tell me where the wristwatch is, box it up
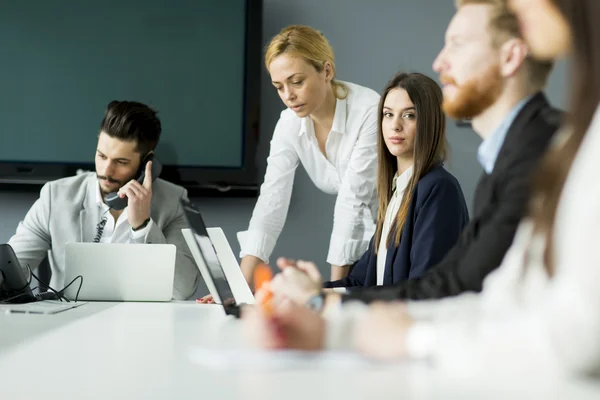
[132,218,151,231]
[305,292,325,313]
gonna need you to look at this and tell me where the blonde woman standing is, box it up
[240,25,380,286]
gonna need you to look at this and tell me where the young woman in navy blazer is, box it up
[324,72,469,289]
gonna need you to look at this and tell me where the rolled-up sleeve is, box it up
[238,115,299,264]
[327,106,378,266]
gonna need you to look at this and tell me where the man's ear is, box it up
[499,38,529,78]
[140,150,155,163]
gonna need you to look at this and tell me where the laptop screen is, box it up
[180,199,237,310]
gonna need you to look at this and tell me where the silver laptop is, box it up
[64,243,176,302]
[180,199,255,317]
[0,300,87,314]
[182,227,255,306]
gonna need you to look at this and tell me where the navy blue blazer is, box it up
[324,165,469,288]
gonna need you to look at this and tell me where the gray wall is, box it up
[0,0,568,297]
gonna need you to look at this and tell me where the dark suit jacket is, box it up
[324,165,469,288]
[343,92,562,303]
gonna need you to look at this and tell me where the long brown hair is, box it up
[530,0,600,274]
[374,72,448,253]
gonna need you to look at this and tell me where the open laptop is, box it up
[180,199,253,318]
[182,227,254,306]
[64,243,176,301]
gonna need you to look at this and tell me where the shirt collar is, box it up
[477,95,533,174]
[94,178,105,206]
[298,96,348,137]
[331,96,347,134]
[392,166,413,193]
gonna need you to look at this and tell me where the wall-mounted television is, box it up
[0,0,262,196]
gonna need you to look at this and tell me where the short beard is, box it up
[441,64,504,120]
[96,174,130,198]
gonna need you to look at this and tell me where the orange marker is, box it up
[253,263,274,315]
[254,263,289,347]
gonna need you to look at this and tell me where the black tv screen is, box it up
[0,0,262,195]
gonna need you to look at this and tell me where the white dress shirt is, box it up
[94,180,152,243]
[376,167,413,285]
[327,106,600,377]
[238,81,380,266]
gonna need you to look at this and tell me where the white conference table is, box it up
[1,301,599,400]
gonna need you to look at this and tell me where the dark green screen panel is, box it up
[0,0,246,167]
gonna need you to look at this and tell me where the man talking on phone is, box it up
[7,100,200,300]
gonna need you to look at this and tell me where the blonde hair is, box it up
[265,25,348,99]
[456,0,553,91]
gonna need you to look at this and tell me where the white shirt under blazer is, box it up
[238,81,380,266]
[377,167,413,285]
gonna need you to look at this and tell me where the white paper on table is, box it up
[188,347,401,371]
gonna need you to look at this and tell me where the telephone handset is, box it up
[105,153,163,211]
